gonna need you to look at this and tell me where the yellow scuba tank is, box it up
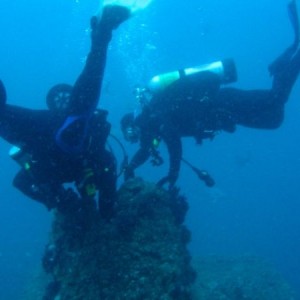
[147,58,237,93]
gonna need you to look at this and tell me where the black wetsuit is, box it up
[127,45,300,188]
[0,6,129,213]
[11,110,117,213]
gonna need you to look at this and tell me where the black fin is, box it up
[0,80,7,108]
[269,1,300,76]
[288,0,299,50]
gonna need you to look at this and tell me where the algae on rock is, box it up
[44,178,196,299]
[25,179,296,300]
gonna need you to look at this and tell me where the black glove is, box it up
[157,173,178,190]
[124,165,135,181]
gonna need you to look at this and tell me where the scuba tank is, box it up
[147,58,237,93]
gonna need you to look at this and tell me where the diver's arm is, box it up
[124,149,150,181]
[127,142,151,172]
[124,131,152,180]
[129,148,151,169]
[157,131,182,189]
[55,6,130,153]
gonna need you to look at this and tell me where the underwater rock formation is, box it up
[43,178,196,299]
[192,256,296,300]
[25,178,296,300]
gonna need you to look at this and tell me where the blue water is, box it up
[0,0,299,298]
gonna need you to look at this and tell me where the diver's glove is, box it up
[124,165,135,181]
[157,173,178,191]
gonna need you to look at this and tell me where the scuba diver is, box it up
[121,0,300,190]
[0,4,131,217]
[10,103,118,217]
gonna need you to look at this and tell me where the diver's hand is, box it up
[157,173,178,191]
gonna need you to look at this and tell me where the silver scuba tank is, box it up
[147,58,237,93]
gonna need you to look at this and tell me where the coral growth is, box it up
[43,178,195,299]
[26,178,296,300]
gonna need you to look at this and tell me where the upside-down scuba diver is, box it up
[0,5,131,218]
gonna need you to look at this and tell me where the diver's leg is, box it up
[55,6,130,153]
[13,169,57,210]
[13,169,82,212]
[217,88,284,129]
[217,1,300,129]
[68,5,131,115]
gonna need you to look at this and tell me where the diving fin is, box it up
[0,80,7,110]
[103,0,153,14]
[91,4,131,47]
[101,4,131,29]
[288,0,299,50]
[269,0,300,76]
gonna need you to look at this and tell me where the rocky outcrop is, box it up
[43,178,195,299]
